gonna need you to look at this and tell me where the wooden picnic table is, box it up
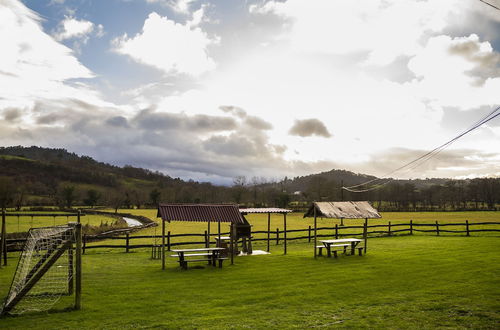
[319,238,363,258]
[171,247,226,269]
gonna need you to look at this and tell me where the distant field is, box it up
[73,209,499,250]
[0,236,498,329]
[3,212,120,234]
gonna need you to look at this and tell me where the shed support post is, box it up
[363,218,368,254]
[207,220,211,248]
[314,204,317,258]
[230,223,234,265]
[162,219,166,270]
[283,213,287,255]
[218,219,221,245]
[267,213,271,252]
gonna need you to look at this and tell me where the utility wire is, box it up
[343,105,500,193]
[479,0,500,11]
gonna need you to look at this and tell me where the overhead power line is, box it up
[342,105,500,193]
[479,0,500,11]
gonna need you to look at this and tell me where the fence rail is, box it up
[2,221,499,254]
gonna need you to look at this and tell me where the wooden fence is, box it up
[3,221,499,254]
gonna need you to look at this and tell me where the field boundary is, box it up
[3,220,499,253]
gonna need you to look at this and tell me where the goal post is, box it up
[1,222,82,316]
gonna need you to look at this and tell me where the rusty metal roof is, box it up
[240,208,292,214]
[157,203,247,224]
[303,201,381,219]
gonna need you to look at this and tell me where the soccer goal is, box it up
[1,223,82,315]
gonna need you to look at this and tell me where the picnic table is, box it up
[171,247,227,269]
[318,238,363,258]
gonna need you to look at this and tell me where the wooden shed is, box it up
[157,203,250,269]
[303,201,381,258]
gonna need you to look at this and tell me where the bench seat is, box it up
[317,244,364,257]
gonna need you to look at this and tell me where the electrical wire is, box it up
[343,105,500,193]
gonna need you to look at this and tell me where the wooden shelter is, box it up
[157,203,249,269]
[240,208,292,254]
[303,201,381,258]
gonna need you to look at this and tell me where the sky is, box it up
[0,0,499,185]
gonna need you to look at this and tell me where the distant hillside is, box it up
[0,146,496,211]
[280,169,450,193]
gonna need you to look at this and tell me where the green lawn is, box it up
[3,212,121,235]
[90,210,499,249]
[0,236,499,329]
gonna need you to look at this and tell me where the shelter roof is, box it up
[157,203,247,224]
[240,208,292,214]
[303,201,381,219]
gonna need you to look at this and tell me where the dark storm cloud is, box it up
[219,105,247,118]
[106,116,129,127]
[36,113,61,125]
[289,118,331,138]
[347,147,499,179]
[202,135,256,157]
[134,109,237,132]
[448,38,500,85]
[244,116,273,130]
[3,108,22,122]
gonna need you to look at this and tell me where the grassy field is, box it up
[3,212,121,235]
[0,236,499,329]
[89,210,500,249]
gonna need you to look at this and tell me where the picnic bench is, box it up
[171,247,227,270]
[317,238,363,258]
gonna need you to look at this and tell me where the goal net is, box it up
[1,225,76,315]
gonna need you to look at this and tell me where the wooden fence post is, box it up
[167,231,171,251]
[267,213,271,252]
[1,210,5,267]
[410,220,413,235]
[363,219,368,254]
[308,225,311,242]
[75,219,82,310]
[388,221,392,236]
[335,223,339,239]
[436,221,440,236]
[125,233,130,253]
[82,235,86,255]
[276,228,279,245]
[466,220,470,237]
[204,230,208,248]
[283,213,287,255]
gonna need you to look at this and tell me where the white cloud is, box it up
[54,16,95,41]
[146,0,195,14]
[408,34,500,109]
[250,0,465,65]
[0,0,116,126]
[114,12,217,76]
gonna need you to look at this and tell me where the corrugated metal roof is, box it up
[157,203,247,224]
[303,201,381,219]
[240,208,292,214]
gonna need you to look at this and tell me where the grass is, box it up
[0,235,498,328]
[3,213,121,235]
[87,210,499,249]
